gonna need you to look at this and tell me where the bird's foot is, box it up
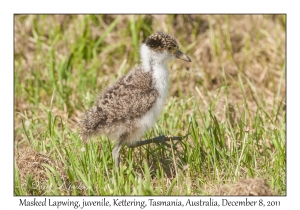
[126,134,189,149]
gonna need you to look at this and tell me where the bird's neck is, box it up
[139,44,170,98]
[140,44,171,72]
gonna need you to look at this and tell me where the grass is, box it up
[14,14,286,195]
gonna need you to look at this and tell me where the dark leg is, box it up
[125,135,186,148]
[112,141,123,168]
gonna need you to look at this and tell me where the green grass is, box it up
[14,14,286,195]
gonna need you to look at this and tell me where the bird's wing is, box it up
[100,84,158,123]
[80,68,158,134]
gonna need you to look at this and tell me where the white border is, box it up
[2,0,298,209]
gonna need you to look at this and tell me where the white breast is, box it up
[142,63,169,127]
[127,44,172,143]
[131,66,168,143]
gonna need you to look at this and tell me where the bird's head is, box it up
[141,32,191,68]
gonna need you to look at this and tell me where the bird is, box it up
[79,32,191,168]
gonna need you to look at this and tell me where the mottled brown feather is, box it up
[145,32,179,52]
[79,67,159,141]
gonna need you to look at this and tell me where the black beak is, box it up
[174,50,191,62]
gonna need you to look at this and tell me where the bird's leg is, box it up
[125,135,187,149]
[112,141,123,168]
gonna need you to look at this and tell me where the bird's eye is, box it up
[168,47,173,51]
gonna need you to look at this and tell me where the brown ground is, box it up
[211,178,277,196]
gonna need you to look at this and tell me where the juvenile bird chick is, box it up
[79,32,191,167]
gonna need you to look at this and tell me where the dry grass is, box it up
[210,178,277,196]
[14,14,286,195]
[15,148,69,195]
